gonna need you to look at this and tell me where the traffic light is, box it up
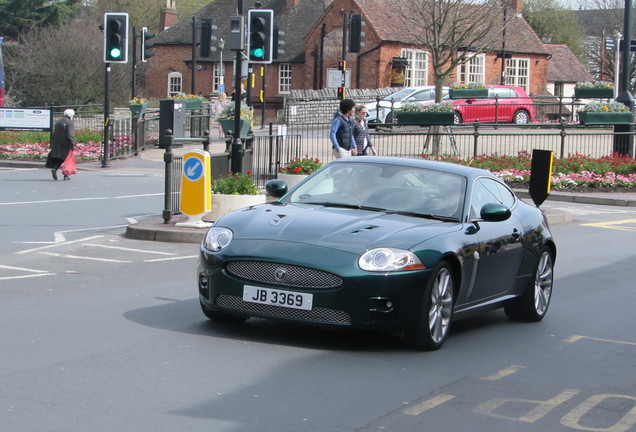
[349,14,365,53]
[338,60,346,72]
[104,12,129,63]
[247,9,274,64]
[141,27,155,62]
[337,86,346,100]
[200,18,218,58]
[272,25,285,60]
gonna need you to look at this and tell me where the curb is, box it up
[125,214,206,244]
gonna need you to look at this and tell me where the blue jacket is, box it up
[329,112,354,150]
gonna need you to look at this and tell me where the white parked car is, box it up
[366,86,449,124]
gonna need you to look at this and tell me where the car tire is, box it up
[405,261,454,351]
[513,110,530,125]
[200,300,248,322]
[504,246,554,322]
[453,112,462,124]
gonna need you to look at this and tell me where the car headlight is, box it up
[358,248,425,272]
[202,227,233,252]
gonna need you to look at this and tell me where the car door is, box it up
[466,177,525,301]
[492,87,517,122]
[458,89,497,122]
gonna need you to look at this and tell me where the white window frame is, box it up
[278,63,292,94]
[458,53,486,85]
[167,72,183,97]
[401,49,428,87]
[212,64,223,94]
[505,58,529,92]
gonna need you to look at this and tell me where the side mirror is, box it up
[480,203,511,222]
[265,179,288,198]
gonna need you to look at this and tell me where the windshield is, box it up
[285,162,466,220]
[384,88,419,101]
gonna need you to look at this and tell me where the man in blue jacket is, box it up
[329,99,357,159]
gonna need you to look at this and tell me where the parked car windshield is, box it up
[286,162,466,220]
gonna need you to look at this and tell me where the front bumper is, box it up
[197,242,431,331]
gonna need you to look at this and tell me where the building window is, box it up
[167,72,182,97]
[212,64,223,94]
[458,54,485,84]
[278,63,292,94]
[401,49,428,86]
[505,58,529,92]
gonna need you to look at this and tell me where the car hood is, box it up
[216,203,461,254]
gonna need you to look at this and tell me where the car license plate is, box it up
[243,285,313,311]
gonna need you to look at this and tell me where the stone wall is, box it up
[284,88,398,124]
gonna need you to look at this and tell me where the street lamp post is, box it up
[218,38,225,93]
[614,0,634,156]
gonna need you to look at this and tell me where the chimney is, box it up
[160,0,178,31]
[509,0,522,13]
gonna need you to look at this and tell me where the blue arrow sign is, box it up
[184,157,203,181]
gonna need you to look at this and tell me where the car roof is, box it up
[330,156,493,180]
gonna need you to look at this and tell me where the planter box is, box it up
[202,193,266,222]
[578,111,633,125]
[396,111,455,126]
[277,173,309,190]
[574,88,614,99]
[185,99,203,110]
[219,119,251,138]
[129,103,147,117]
[449,88,488,99]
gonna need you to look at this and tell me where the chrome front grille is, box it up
[226,261,342,288]
[216,295,351,325]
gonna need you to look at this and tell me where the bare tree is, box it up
[385,0,516,103]
[6,18,129,107]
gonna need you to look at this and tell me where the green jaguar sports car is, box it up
[198,157,556,350]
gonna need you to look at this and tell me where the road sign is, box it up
[605,38,616,51]
[618,39,636,52]
[179,150,211,223]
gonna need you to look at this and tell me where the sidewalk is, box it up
[3,147,636,244]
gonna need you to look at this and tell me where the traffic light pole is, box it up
[231,0,244,173]
[614,0,635,156]
[131,26,137,99]
[102,63,111,168]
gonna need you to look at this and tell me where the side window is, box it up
[412,90,433,101]
[470,178,515,218]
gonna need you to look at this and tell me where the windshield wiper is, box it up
[304,202,387,212]
[386,210,459,222]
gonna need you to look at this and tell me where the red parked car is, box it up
[447,85,535,125]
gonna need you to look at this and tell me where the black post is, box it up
[191,16,197,95]
[131,26,137,100]
[162,129,174,223]
[500,5,507,85]
[231,0,244,173]
[102,63,111,168]
[614,0,635,156]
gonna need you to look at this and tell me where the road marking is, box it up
[144,255,198,263]
[16,235,104,255]
[481,365,526,381]
[0,193,163,206]
[39,251,131,263]
[85,243,176,256]
[565,335,636,346]
[0,273,55,281]
[403,394,456,416]
[581,219,636,232]
[0,264,50,273]
[475,389,580,423]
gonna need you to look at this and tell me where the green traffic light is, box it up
[251,47,264,59]
[110,47,122,59]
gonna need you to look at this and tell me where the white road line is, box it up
[39,251,131,263]
[0,264,50,273]
[85,243,176,255]
[0,193,163,206]
[54,224,129,243]
[16,235,104,255]
[0,273,56,281]
[144,255,198,263]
